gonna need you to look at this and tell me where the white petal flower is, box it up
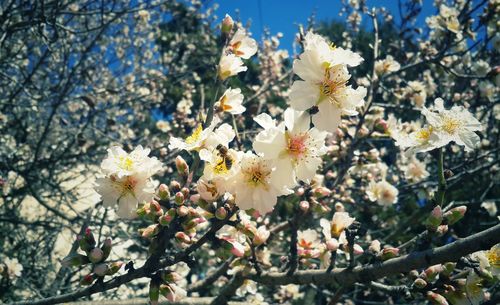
[100,145,162,179]
[228,29,258,59]
[168,117,223,152]
[253,109,327,187]
[422,98,482,152]
[290,41,366,132]
[95,175,157,219]
[215,88,246,115]
[2,257,23,281]
[403,157,429,182]
[227,151,291,214]
[366,180,399,206]
[374,55,401,75]
[219,54,247,80]
[320,212,356,240]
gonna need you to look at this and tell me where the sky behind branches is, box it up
[213,0,437,53]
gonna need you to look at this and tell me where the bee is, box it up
[215,144,234,170]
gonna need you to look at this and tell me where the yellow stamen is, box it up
[441,116,461,134]
[185,124,203,144]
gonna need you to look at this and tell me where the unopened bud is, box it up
[441,262,456,277]
[443,206,466,225]
[326,239,339,252]
[141,224,160,239]
[177,205,189,217]
[295,187,305,196]
[80,273,95,285]
[380,247,399,260]
[175,156,189,176]
[175,232,191,244]
[335,202,345,212]
[221,14,234,35]
[181,187,190,199]
[423,264,443,282]
[427,291,449,305]
[101,238,112,261]
[159,209,176,226]
[61,253,90,267]
[175,192,185,205]
[93,263,108,276]
[426,206,443,231]
[436,224,448,236]
[89,248,104,263]
[190,194,200,203]
[158,183,170,200]
[374,118,389,133]
[299,200,309,212]
[413,278,427,289]
[215,207,228,220]
[170,181,181,193]
[149,200,163,217]
[369,240,381,254]
[313,186,331,198]
[106,261,123,275]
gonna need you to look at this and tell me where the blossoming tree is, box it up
[1,1,499,305]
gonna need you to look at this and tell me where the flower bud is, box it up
[299,200,309,212]
[295,187,305,196]
[426,206,443,231]
[149,200,163,217]
[101,238,112,261]
[170,181,181,193]
[61,253,90,267]
[181,187,190,199]
[183,217,206,230]
[158,183,170,200]
[80,273,95,285]
[106,261,123,275]
[326,239,339,252]
[313,186,331,198]
[215,207,227,220]
[427,291,449,305]
[353,244,364,255]
[413,278,427,289]
[335,202,345,212]
[230,241,245,257]
[177,205,189,217]
[175,156,189,176]
[89,248,104,263]
[374,118,388,133]
[444,206,466,225]
[380,247,399,260]
[159,209,176,226]
[175,192,185,205]
[141,224,160,239]
[423,264,443,282]
[369,240,381,254]
[78,228,96,253]
[436,224,448,236]
[221,14,234,35]
[149,279,160,305]
[93,263,108,276]
[441,262,455,277]
[190,194,200,203]
[175,232,191,244]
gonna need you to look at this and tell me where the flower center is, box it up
[118,156,134,171]
[486,246,499,268]
[111,175,138,197]
[286,132,308,160]
[415,126,433,144]
[185,124,203,144]
[298,238,313,249]
[218,95,232,112]
[243,162,271,189]
[318,67,348,106]
[441,116,461,134]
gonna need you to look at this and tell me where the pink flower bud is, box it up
[295,187,305,196]
[215,207,228,220]
[253,226,270,246]
[369,240,381,253]
[353,244,364,255]
[175,192,185,205]
[221,14,234,34]
[427,291,449,305]
[89,248,104,263]
[158,183,170,200]
[177,205,188,217]
[444,206,467,225]
[413,278,427,288]
[326,239,339,252]
[230,241,245,257]
[423,264,444,281]
[80,273,95,285]
[426,206,443,231]
[380,247,399,260]
[335,202,345,212]
[141,224,160,239]
[313,186,331,198]
[374,118,388,133]
[170,181,181,193]
[299,200,309,212]
[175,232,191,244]
[436,224,448,236]
[190,194,200,203]
[93,263,108,276]
[175,156,189,176]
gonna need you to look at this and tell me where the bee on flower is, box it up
[289,31,367,132]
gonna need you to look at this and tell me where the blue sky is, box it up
[212,0,437,52]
